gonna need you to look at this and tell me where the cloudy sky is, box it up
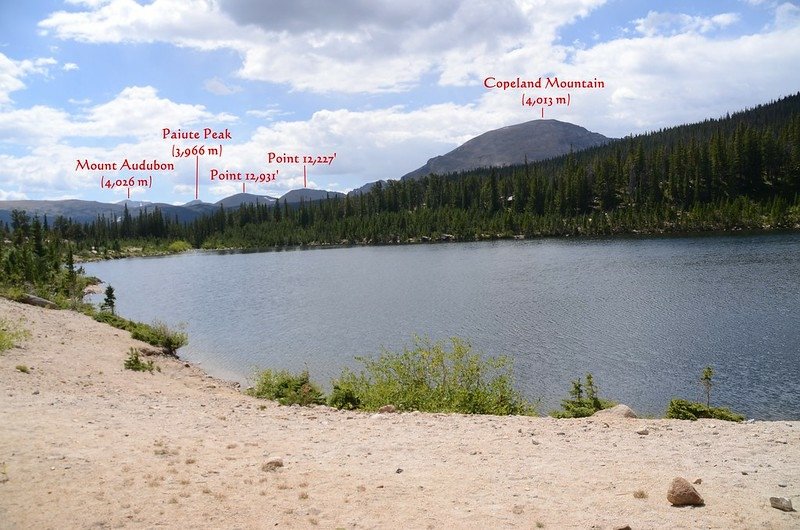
[1,0,799,204]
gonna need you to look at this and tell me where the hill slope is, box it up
[400,119,611,180]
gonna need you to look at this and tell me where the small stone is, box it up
[667,477,704,506]
[32,390,39,395]
[693,478,702,485]
[261,458,284,472]
[769,497,793,512]
[613,525,632,530]
[592,404,638,419]
[777,483,787,488]
[636,428,649,435]
[741,471,748,476]
[395,468,403,474]
[378,405,397,413]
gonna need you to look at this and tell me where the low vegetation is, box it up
[328,337,536,415]
[124,347,158,373]
[551,373,615,418]
[246,369,325,406]
[665,366,745,422]
[665,399,745,422]
[91,312,187,355]
[0,319,30,352]
[15,364,30,374]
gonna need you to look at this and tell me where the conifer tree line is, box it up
[2,93,799,257]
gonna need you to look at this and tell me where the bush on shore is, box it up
[246,369,325,406]
[665,398,745,422]
[328,337,537,416]
[92,311,187,356]
[551,373,615,418]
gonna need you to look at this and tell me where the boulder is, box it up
[592,404,638,419]
[667,477,704,506]
[19,294,57,309]
[769,497,793,512]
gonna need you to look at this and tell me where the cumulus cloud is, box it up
[775,1,800,28]
[634,11,740,37]
[0,85,236,145]
[38,0,607,93]
[0,189,29,200]
[62,62,79,71]
[203,77,242,95]
[0,53,56,105]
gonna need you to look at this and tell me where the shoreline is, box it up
[1,297,798,528]
[74,226,800,264]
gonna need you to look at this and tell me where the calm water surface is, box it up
[84,234,800,419]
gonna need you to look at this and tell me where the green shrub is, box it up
[665,398,745,422]
[131,320,188,356]
[328,337,536,415]
[167,240,192,253]
[0,318,30,352]
[551,373,615,418]
[92,312,187,355]
[246,369,325,406]
[15,364,29,374]
[124,347,156,373]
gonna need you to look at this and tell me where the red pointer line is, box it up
[195,155,199,200]
[541,108,544,118]
[242,182,246,194]
[303,164,307,188]
[127,187,131,199]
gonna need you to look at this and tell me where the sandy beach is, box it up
[1,297,798,529]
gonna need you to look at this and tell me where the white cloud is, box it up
[245,107,288,121]
[38,0,608,93]
[62,62,79,71]
[0,85,236,145]
[0,189,29,200]
[203,77,241,95]
[775,2,800,28]
[634,11,740,37]
[0,53,56,106]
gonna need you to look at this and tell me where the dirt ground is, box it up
[1,297,798,529]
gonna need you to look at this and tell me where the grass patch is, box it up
[167,240,192,253]
[15,364,30,374]
[92,312,187,355]
[328,337,536,415]
[0,318,30,352]
[124,347,158,373]
[551,373,615,418]
[665,398,744,422]
[246,369,324,406]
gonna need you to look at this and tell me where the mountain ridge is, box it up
[400,119,611,181]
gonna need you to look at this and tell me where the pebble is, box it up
[636,428,649,436]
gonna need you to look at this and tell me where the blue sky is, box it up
[1,0,798,204]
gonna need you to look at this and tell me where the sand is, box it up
[1,297,798,529]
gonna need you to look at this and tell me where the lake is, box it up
[83,233,800,419]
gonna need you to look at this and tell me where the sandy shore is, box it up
[1,298,798,529]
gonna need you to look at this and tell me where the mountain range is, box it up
[1,118,609,224]
[0,189,344,225]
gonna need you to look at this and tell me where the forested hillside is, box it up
[3,93,799,252]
